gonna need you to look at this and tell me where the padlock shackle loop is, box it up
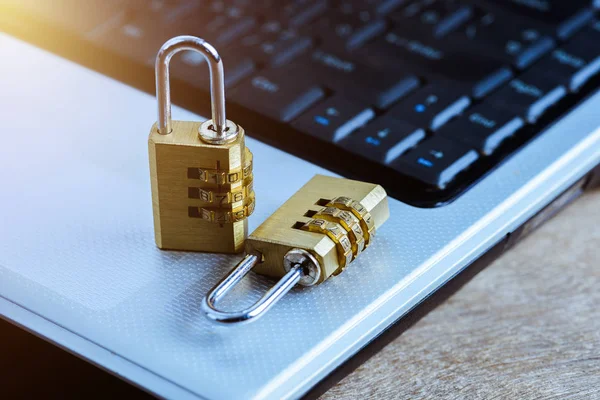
[155,35,227,135]
[202,253,304,324]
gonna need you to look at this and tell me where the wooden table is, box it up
[322,190,600,399]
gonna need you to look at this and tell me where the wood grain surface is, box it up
[321,189,600,400]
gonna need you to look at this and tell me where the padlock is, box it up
[148,36,254,253]
[202,174,390,324]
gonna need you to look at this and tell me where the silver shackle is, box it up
[202,249,321,324]
[155,35,238,143]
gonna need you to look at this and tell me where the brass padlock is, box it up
[202,174,390,324]
[148,36,254,253]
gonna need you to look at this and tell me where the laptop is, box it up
[1,1,599,398]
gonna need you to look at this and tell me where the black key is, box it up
[128,0,201,23]
[390,1,474,38]
[227,0,276,13]
[300,49,420,108]
[575,19,600,42]
[468,67,513,99]
[92,14,174,65]
[275,0,329,27]
[171,50,255,91]
[535,39,600,92]
[178,11,256,46]
[232,26,312,67]
[94,3,250,65]
[308,13,387,50]
[449,10,556,70]
[488,68,567,124]
[230,68,325,122]
[432,4,473,37]
[203,0,254,16]
[387,83,471,131]
[438,104,525,155]
[482,0,594,40]
[573,20,600,51]
[211,16,256,46]
[153,2,257,45]
[391,136,479,188]
[340,116,426,164]
[291,95,375,142]
[507,36,555,70]
[289,1,329,27]
[359,30,513,99]
[555,9,595,40]
[335,0,406,19]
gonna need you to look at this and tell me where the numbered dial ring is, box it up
[189,148,253,185]
[194,193,256,223]
[327,196,375,246]
[188,148,255,223]
[300,219,353,272]
[313,206,366,260]
[190,176,254,206]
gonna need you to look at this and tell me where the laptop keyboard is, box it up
[5,0,600,206]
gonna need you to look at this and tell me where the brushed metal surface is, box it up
[1,34,600,400]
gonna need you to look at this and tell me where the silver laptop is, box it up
[1,1,600,399]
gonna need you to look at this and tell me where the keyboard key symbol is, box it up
[314,116,330,126]
[377,128,390,138]
[522,29,540,42]
[425,95,438,105]
[261,43,275,54]
[429,150,444,159]
[365,136,381,146]
[326,107,340,117]
[417,158,434,167]
[506,40,522,55]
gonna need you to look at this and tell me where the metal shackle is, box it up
[202,250,321,324]
[155,35,237,143]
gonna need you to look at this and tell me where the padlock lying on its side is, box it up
[149,36,254,254]
[202,174,390,324]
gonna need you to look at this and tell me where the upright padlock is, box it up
[202,174,390,324]
[148,36,254,253]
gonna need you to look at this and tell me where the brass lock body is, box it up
[149,36,254,253]
[149,121,253,253]
[203,174,389,324]
[246,174,389,284]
